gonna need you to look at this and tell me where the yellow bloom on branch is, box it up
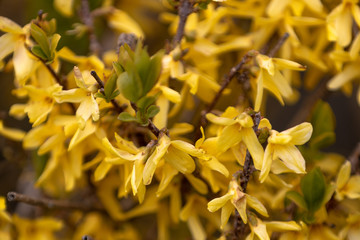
[335,161,360,200]
[207,180,268,229]
[259,122,312,182]
[254,54,306,111]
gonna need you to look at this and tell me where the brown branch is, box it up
[232,112,261,239]
[90,71,124,113]
[80,0,101,56]
[172,0,195,48]
[200,51,257,128]
[268,33,290,58]
[7,191,104,212]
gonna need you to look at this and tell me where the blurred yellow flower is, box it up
[335,161,360,200]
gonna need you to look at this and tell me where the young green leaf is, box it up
[285,191,308,210]
[31,45,48,61]
[143,50,163,95]
[300,168,326,213]
[146,105,160,118]
[30,23,51,58]
[118,112,137,122]
[104,73,118,99]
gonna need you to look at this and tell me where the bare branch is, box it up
[7,192,104,212]
[172,0,195,48]
[80,0,101,56]
[268,33,290,58]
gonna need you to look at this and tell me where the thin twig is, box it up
[232,112,261,239]
[80,0,101,56]
[7,192,104,212]
[90,71,124,113]
[172,0,195,48]
[200,51,256,128]
[268,33,290,58]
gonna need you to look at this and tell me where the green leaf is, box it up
[109,89,120,100]
[104,73,118,99]
[136,111,148,126]
[118,112,137,122]
[31,45,48,61]
[32,150,49,179]
[309,100,336,149]
[49,33,61,60]
[143,50,163,94]
[95,92,106,99]
[30,23,51,58]
[300,168,326,213]
[113,62,124,75]
[117,70,143,102]
[285,191,308,210]
[146,105,160,118]
[137,96,157,111]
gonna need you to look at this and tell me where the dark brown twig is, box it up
[172,0,195,48]
[129,102,162,137]
[232,112,261,239]
[90,71,124,113]
[80,0,101,56]
[7,191,104,212]
[200,51,257,128]
[268,33,290,58]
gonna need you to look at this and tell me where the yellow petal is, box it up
[13,41,37,85]
[107,8,144,37]
[206,113,237,125]
[274,144,306,174]
[54,0,74,17]
[185,174,208,195]
[218,124,244,154]
[187,215,206,240]
[143,135,171,185]
[246,194,269,217]
[266,0,291,17]
[241,127,264,170]
[94,161,112,181]
[171,140,205,157]
[265,221,301,231]
[336,161,351,190]
[54,88,88,103]
[283,122,313,145]
[0,16,23,34]
[257,55,275,75]
[250,217,270,240]
[221,201,234,229]
[255,69,264,111]
[345,176,360,199]
[232,191,247,224]
[237,113,254,128]
[201,157,229,177]
[0,33,16,61]
[159,86,181,103]
[68,120,96,151]
[208,193,233,212]
[102,138,139,161]
[164,145,195,174]
[328,63,360,90]
[335,6,353,47]
[0,120,25,141]
[272,58,306,71]
[157,164,178,196]
[259,144,274,183]
[259,118,272,130]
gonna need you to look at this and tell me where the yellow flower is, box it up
[13,215,62,240]
[254,54,306,111]
[206,110,264,170]
[0,16,38,85]
[10,84,62,127]
[54,67,100,129]
[0,197,11,223]
[339,214,360,240]
[143,133,198,185]
[327,0,360,47]
[335,161,360,200]
[259,122,312,183]
[207,180,268,229]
